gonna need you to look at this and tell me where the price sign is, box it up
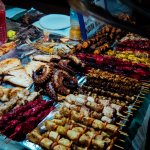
[78,0,107,40]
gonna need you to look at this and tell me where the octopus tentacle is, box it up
[46,82,58,100]
[52,70,77,95]
[48,62,59,70]
[63,77,78,89]
[58,59,75,75]
[33,64,52,84]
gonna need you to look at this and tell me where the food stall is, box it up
[0,0,150,150]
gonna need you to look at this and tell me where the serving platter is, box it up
[39,14,70,30]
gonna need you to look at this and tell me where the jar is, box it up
[0,0,7,45]
[69,8,82,41]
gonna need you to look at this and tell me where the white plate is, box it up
[39,14,70,30]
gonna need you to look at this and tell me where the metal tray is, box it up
[0,40,149,150]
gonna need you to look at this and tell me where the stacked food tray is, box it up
[0,24,150,150]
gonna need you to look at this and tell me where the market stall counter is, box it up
[0,5,150,150]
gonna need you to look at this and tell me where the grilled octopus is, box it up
[33,64,52,84]
[52,70,78,95]
[59,55,85,74]
[46,82,58,100]
[58,59,75,74]
[32,55,81,100]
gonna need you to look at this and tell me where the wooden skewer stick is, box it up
[116,122,126,127]
[125,106,138,110]
[117,114,127,118]
[143,83,150,85]
[142,91,150,94]
[143,86,150,89]
[143,87,150,90]
[114,144,124,149]
[119,130,129,136]
[142,81,150,84]
[142,85,150,88]
[135,102,142,105]
[120,117,128,121]
[118,139,125,143]
[136,100,143,103]
[139,96,145,99]
[142,92,150,95]
[142,83,150,85]
[143,89,149,91]
[142,86,150,89]
[133,104,140,108]
[130,107,137,111]
[123,111,133,116]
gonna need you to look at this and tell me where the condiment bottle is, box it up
[0,0,7,45]
[69,8,82,41]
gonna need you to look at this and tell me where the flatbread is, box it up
[32,54,61,62]
[0,58,22,74]
[4,68,33,87]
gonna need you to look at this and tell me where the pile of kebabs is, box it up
[85,68,141,100]
[73,25,150,81]
[27,93,128,150]
[0,87,39,116]
[0,97,55,141]
[76,52,150,80]
[73,25,126,55]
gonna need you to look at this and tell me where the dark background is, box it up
[2,0,70,15]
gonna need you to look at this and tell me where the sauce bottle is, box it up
[0,0,7,45]
[69,8,82,41]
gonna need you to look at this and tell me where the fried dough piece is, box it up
[8,87,24,99]
[0,86,10,102]
[0,42,16,56]
[0,86,23,102]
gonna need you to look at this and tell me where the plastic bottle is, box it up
[69,8,82,41]
[0,0,7,45]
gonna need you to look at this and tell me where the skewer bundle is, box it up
[28,115,119,150]
[63,94,127,123]
[82,69,142,102]
[81,85,136,102]
[0,98,55,141]
[73,25,126,54]
[0,89,39,116]
[76,53,150,80]
[27,93,131,150]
